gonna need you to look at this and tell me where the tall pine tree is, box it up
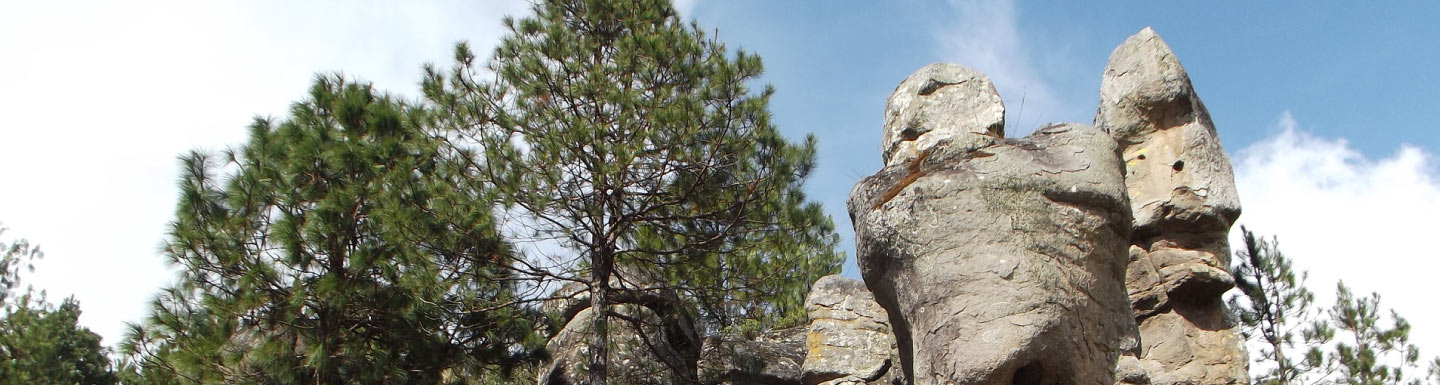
[422,1,843,384]
[121,75,544,385]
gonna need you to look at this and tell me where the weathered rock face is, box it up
[851,66,1138,385]
[1095,27,1248,385]
[803,275,901,385]
[881,63,1006,168]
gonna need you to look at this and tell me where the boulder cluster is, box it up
[539,27,1248,385]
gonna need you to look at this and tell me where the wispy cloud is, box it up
[934,0,1077,134]
[1232,111,1440,359]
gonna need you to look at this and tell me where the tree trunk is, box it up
[588,249,613,385]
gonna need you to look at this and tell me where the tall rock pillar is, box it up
[1095,27,1249,385]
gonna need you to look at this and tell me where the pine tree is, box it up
[421,1,843,384]
[1229,227,1328,385]
[0,225,118,385]
[1320,282,1422,385]
[121,75,544,385]
[0,296,119,385]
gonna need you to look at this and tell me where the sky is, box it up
[2,0,1438,369]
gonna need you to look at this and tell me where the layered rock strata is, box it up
[1095,27,1248,385]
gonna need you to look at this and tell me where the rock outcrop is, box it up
[1095,27,1248,385]
[849,61,1138,384]
[802,275,901,385]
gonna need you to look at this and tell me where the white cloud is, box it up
[934,0,1076,134]
[0,0,529,348]
[1232,111,1440,363]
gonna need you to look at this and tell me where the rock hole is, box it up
[1012,361,1044,385]
[1172,159,1184,172]
[899,127,922,142]
[1136,154,1146,160]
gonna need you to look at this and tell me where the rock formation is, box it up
[1095,27,1249,385]
[802,275,901,385]
[537,26,1251,385]
[849,62,1138,385]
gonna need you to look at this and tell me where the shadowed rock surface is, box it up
[538,271,701,385]
[1095,27,1249,385]
[699,327,808,385]
[851,68,1138,383]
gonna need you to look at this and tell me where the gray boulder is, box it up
[851,71,1138,385]
[1095,27,1248,385]
[881,63,1005,167]
[802,275,901,385]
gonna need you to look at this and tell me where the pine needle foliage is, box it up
[422,0,843,384]
[1318,282,1422,385]
[1229,227,1328,385]
[120,75,545,385]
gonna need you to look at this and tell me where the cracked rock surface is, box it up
[851,84,1138,385]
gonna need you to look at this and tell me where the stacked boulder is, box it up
[848,62,1138,385]
[1096,27,1249,385]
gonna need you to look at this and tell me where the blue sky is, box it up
[2,0,1438,369]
